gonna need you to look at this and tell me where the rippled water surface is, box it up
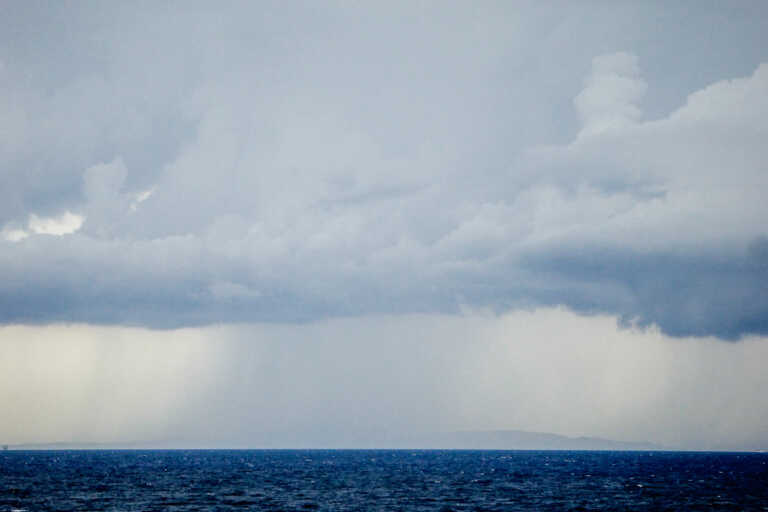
[1,450,767,511]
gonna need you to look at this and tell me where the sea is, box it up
[1,450,767,511]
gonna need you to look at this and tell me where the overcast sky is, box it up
[2,1,768,449]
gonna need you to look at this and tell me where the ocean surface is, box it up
[1,450,767,511]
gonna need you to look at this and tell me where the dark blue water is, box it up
[1,450,767,511]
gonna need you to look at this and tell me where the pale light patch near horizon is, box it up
[0,324,228,445]
[1,310,767,450]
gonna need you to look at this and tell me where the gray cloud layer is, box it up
[2,2,768,338]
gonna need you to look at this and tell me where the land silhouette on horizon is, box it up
[3,429,665,451]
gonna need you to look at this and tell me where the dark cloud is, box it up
[519,239,768,339]
[2,2,768,339]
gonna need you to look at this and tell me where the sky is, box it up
[1,1,768,450]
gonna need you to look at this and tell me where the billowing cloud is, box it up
[574,52,647,137]
[1,3,767,339]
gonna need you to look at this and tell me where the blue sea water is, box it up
[1,450,767,511]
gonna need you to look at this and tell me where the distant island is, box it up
[3,429,663,451]
[393,430,663,451]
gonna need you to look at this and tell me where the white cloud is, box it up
[28,211,84,236]
[1,226,28,242]
[129,187,155,212]
[520,60,768,253]
[574,52,647,137]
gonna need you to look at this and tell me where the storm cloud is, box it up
[2,2,768,338]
